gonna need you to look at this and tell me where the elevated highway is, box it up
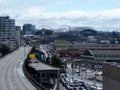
[0,47,36,90]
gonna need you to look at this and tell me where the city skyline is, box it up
[0,0,120,31]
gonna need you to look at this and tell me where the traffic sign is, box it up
[29,54,35,59]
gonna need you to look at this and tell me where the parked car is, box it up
[91,84,103,90]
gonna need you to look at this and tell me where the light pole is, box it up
[24,45,25,60]
[78,59,81,76]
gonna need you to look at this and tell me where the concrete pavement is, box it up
[59,83,67,90]
[0,47,36,90]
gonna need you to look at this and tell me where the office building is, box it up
[15,26,21,46]
[103,63,120,90]
[22,24,36,35]
[0,16,17,50]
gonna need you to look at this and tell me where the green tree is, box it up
[51,55,62,68]
[0,44,10,56]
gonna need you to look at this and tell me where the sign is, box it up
[29,54,35,59]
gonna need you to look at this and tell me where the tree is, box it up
[51,55,62,68]
[0,44,10,56]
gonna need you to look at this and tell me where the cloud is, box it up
[0,0,120,31]
[19,9,120,31]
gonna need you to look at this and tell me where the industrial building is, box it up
[81,49,120,64]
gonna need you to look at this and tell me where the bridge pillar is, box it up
[57,70,60,90]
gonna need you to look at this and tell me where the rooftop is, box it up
[29,58,59,71]
[83,49,120,57]
[91,50,120,56]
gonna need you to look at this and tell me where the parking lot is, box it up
[60,74,91,90]
[60,73,103,90]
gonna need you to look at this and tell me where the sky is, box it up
[1,0,120,31]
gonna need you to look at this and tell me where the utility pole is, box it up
[24,43,26,60]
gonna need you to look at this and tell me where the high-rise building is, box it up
[22,24,36,35]
[0,16,17,50]
[15,26,21,46]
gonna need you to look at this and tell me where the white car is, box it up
[91,84,103,90]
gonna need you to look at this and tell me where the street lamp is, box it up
[78,59,81,76]
[24,44,26,60]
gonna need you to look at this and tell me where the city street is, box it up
[0,46,36,90]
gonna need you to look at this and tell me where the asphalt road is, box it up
[0,46,36,90]
[59,83,67,90]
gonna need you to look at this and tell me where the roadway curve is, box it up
[0,47,36,90]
